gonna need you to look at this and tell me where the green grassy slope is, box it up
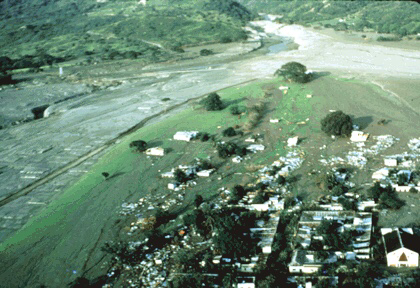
[0,0,251,67]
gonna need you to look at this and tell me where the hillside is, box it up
[0,0,254,69]
[238,0,420,36]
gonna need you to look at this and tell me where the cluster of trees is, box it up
[321,110,353,137]
[368,182,405,210]
[212,208,260,258]
[274,62,312,83]
[216,141,247,158]
[316,220,354,251]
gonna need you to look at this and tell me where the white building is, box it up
[145,147,164,156]
[247,144,265,152]
[287,136,299,147]
[350,131,369,142]
[173,131,199,142]
[381,228,418,267]
[372,168,389,181]
[384,158,398,167]
[196,169,215,177]
[237,276,255,288]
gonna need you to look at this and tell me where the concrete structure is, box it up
[350,131,369,142]
[384,158,398,167]
[247,144,265,152]
[197,169,215,177]
[145,147,164,156]
[287,136,299,147]
[289,250,335,274]
[392,185,420,192]
[372,168,389,181]
[381,228,419,267]
[161,171,174,178]
[237,276,255,288]
[270,118,280,123]
[295,211,372,260]
[173,131,199,142]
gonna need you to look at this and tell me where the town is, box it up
[96,66,419,287]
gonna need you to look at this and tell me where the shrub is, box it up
[198,160,213,170]
[161,97,171,102]
[409,187,418,194]
[174,168,188,183]
[274,61,312,83]
[217,142,240,158]
[201,92,223,111]
[231,185,246,202]
[377,36,401,42]
[129,140,147,152]
[171,46,185,53]
[361,34,366,38]
[277,176,286,185]
[320,110,353,136]
[200,49,213,56]
[222,127,237,137]
[194,195,204,208]
[200,132,210,142]
[230,105,243,115]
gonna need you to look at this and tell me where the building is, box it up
[384,158,398,167]
[287,136,299,147]
[145,147,164,156]
[196,169,215,177]
[381,228,419,267]
[350,131,369,142]
[372,168,389,181]
[294,211,372,260]
[173,131,199,142]
[247,144,265,152]
[289,250,336,274]
[237,276,255,288]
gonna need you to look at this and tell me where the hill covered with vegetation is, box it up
[0,0,254,70]
[239,0,420,36]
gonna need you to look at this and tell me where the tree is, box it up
[222,127,237,137]
[277,176,286,185]
[230,105,245,115]
[174,168,189,183]
[231,185,246,202]
[321,110,353,136]
[368,183,405,210]
[129,140,147,152]
[274,61,312,83]
[338,197,356,210]
[194,195,204,208]
[201,92,223,111]
[409,187,418,194]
